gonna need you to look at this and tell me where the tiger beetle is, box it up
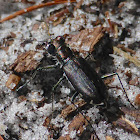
[16,35,135,139]
[17,36,135,110]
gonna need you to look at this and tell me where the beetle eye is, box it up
[56,36,65,44]
[46,43,56,55]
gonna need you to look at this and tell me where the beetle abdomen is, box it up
[63,59,101,102]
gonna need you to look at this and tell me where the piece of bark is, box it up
[0,32,16,51]
[60,99,86,118]
[6,74,21,91]
[61,100,86,118]
[120,107,140,122]
[129,77,139,86]
[46,7,71,26]
[106,136,115,140]
[134,94,140,107]
[65,26,104,57]
[112,116,140,136]
[74,0,83,11]
[58,113,90,139]
[10,50,43,73]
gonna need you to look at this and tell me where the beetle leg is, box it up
[51,75,65,117]
[101,72,136,108]
[71,91,79,102]
[16,64,59,92]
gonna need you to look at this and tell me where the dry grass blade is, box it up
[0,0,76,23]
[113,46,140,67]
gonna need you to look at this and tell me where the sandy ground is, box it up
[0,0,140,140]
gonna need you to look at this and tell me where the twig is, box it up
[113,46,140,67]
[0,0,76,23]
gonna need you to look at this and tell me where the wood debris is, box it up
[0,32,16,51]
[113,46,140,67]
[134,94,140,107]
[46,7,71,26]
[117,44,136,55]
[120,107,140,122]
[18,95,27,103]
[65,26,104,57]
[6,74,21,91]
[60,99,86,118]
[113,116,140,136]
[129,77,139,86]
[105,11,119,38]
[58,113,90,139]
[10,50,42,73]
[106,136,115,140]
[14,0,35,4]
[0,0,76,23]
[0,135,4,140]
[74,0,83,11]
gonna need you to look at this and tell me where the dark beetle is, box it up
[46,36,107,104]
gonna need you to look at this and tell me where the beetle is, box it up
[45,36,108,104]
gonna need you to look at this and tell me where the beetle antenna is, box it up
[101,72,136,109]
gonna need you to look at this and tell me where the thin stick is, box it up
[0,0,76,23]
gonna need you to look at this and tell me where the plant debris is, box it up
[0,0,76,23]
[6,74,21,91]
[60,99,86,118]
[65,26,104,57]
[10,50,43,73]
[58,113,90,139]
[120,107,140,122]
[113,116,140,136]
[113,46,140,68]
[0,0,139,139]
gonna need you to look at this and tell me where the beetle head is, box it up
[45,42,56,55]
